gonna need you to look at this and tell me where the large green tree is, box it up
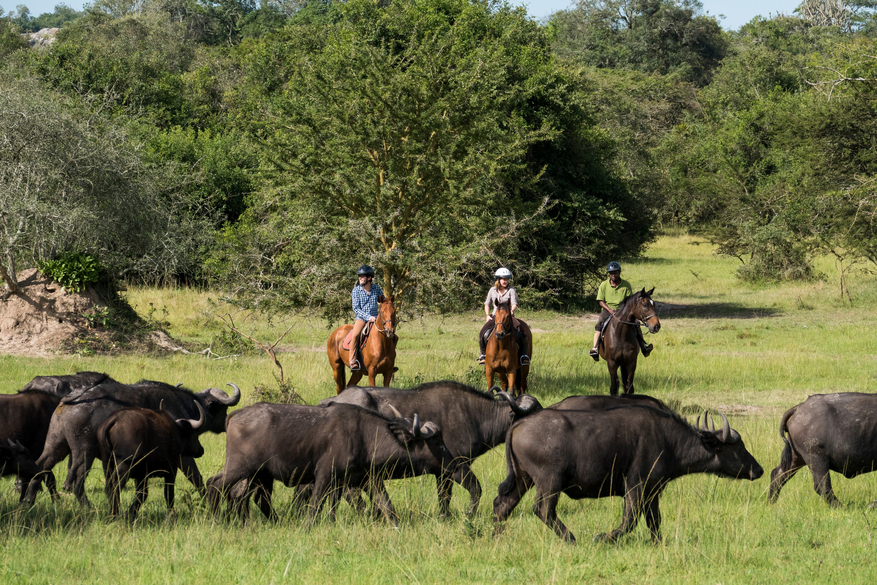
[211,0,650,318]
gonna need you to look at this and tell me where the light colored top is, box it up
[484,286,517,315]
[596,278,632,310]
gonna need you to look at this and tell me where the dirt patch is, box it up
[716,404,765,415]
[0,268,106,357]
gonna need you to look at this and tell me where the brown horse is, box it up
[327,295,397,394]
[485,303,532,397]
[598,288,660,395]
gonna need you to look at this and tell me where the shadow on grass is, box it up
[656,302,782,319]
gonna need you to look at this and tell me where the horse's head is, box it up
[630,287,660,334]
[493,303,513,340]
[377,295,396,337]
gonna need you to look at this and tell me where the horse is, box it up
[327,295,397,394]
[597,287,660,395]
[485,302,532,397]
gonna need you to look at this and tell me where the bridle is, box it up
[493,304,513,341]
[611,296,658,330]
[374,302,395,338]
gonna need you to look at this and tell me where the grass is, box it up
[2,234,877,583]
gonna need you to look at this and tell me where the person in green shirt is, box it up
[589,261,653,360]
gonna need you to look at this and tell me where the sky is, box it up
[6,0,804,31]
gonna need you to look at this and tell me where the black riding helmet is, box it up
[607,261,621,273]
[357,265,375,277]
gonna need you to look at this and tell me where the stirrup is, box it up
[477,354,486,365]
[519,355,530,366]
[589,347,599,361]
[349,359,362,371]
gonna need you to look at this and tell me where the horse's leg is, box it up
[607,360,620,396]
[346,371,364,388]
[332,363,346,395]
[506,371,517,397]
[622,356,637,395]
[485,364,495,391]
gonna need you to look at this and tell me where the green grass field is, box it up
[2,234,877,583]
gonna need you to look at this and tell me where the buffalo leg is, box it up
[450,464,481,517]
[104,457,125,518]
[252,476,277,522]
[164,471,177,517]
[306,475,332,527]
[23,433,71,505]
[128,477,149,523]
[594,488,643,543]
[492,473,533,536]
[644,495,662,542]
[70,449,99,508]
[809,459,841,507]
[768,444,806,503]
[366,481,398,526]
[532,483,575,544]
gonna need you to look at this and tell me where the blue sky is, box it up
[7,0,803,31]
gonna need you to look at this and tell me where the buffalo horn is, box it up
[709,414,716,433]
[719,412,732,443]
[210,383,242,405]
[699,410,708,431]
[497,391,523,415]
[177,401,206,430]
[488,385,503,395]
[387,404,403,419]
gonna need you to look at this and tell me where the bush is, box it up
[37,252,102,292]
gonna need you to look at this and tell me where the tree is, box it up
[551,0,728,86]
[210,0,650,317]
[0,69,208,292]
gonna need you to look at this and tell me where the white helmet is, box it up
[495,267,512,279]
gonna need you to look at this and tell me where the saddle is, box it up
[342,322,372,351]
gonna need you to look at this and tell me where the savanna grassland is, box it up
[2,234,877,584]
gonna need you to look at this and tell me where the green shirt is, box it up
[597,278,633,310]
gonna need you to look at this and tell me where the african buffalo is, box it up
[548,393,671,412]
[318,381,543,516]
[19,371,114,397]
[769,393,877,507]
[206,403,453,526]
[493,406,763,544]
[98,403,206,521]
[23,380,241,507]
[0,440,39,488]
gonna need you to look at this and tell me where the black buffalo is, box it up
[0,440,39,488]
[98,403,206,521]
[769,392,877,507]
[319,381,543,515]
[3,371,114,495]
[207,403,453,526]
[18,371,114,397]
[493,406,763,544]
[23,380,241,507]
[548,393,671,412]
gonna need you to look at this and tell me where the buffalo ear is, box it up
[646,287,655,297]
[388,419,415,446]
[698,429,722,453]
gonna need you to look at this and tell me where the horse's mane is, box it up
[615,290,642,310]
[410,380,495,399]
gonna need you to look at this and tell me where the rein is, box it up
[610,310,656,330]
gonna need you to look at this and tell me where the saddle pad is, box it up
[342,323,372,351]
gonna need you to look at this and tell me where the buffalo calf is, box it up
[769,393,877,507]
[493,406,763,544]
[98,403,206,522]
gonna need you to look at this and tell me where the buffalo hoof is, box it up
[868,500,877,510]
[593,532,616,544]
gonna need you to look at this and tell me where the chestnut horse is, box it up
[598,288,660,395]
[327,295,397,394]
[485,302,532,397]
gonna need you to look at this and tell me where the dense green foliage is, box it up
[2,0,876,309]
[37,252,102,293]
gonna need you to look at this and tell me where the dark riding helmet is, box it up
[357,265,375,277]
[606,261,621,273]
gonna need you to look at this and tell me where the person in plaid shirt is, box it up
[348,264,383,371]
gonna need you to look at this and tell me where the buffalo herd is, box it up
[1,371,875,543]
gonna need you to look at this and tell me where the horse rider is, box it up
[349,264,383,371]
[478,267,530,366]
[589,261,653,360]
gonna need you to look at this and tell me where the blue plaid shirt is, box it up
[352,283,383,322]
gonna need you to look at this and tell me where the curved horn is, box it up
[497,391,524,415]
[488,385,503,395]
[212,383,242,406]
[176,401,206,430]
[412,413,420,437]
[709,414,716,433]
[387,404,403,419]
[176,383,183,388]
[719,412,732,443]
[699,411,709,431]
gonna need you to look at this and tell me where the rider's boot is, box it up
[477,327,488,365]
[589,347,599,361]
[635,328,653,357]
[515,328,530,366]
[349,319,366,371]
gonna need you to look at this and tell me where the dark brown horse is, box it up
[327,295,397,394]
[485,303,532,397]
[598,288,660,395]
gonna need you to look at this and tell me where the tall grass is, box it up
[2,235,877,583]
